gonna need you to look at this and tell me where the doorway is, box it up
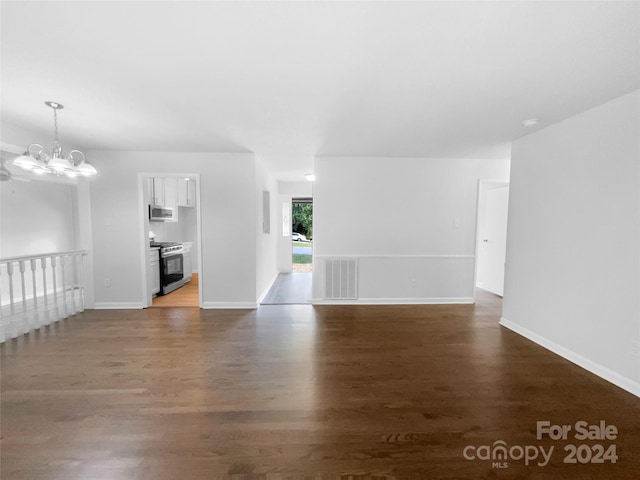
[476,181,509,297]
[261,196,313,305]
[139,173,203,308]
[292,197,312,272]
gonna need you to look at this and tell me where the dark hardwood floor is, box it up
[2,290,639,479]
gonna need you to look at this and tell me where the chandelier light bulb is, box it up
[77,162,98,176]
[14,154,39,170]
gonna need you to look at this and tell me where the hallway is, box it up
[261,272,312,304]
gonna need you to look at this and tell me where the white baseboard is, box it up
[500,317,640,398]
[312,297,474,305]
[256,273,280,305]
[201,302,257,309]
[93,302,145,309]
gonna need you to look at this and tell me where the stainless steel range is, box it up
[150,242,184,295]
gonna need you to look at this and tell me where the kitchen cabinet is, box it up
[148,248,160,296]
[147,177,165,205]
[147,177,178,210]
[163,177,178,211]
[177,178,196,207]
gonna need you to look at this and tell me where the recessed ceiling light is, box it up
[305,173,315,182]
[522,118,539,128]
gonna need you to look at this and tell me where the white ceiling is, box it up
[1,1,639,181]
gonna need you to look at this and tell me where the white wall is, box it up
[502,90,640,396]
[313,156,510,303]
[0,178,77,257]
[88,151,258,308]
[255,156,279,301]
[278,181,312,197]
[179,206,199,273]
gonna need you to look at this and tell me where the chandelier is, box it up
[13,101,98,178]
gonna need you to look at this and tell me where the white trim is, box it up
[137,174,151,308]
[194,176,203,308]
[314,254,475,260]
[0,249,87,263]
[201,302,258,309]
[94,302,145,310]
[500,317,640,398]
[312,297,474,305]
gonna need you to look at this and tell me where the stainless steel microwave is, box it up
[149,205,176,222]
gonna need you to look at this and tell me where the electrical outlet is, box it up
[410,279,417,288]
[104,278,111,287]
[632,340,640,357]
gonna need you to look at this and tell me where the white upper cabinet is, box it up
[164,177,178,211]
[177,178,196,207]
[148,177,166,206]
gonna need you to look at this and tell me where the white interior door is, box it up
[478,186,509,296]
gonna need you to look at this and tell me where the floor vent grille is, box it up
[324,258,358,300]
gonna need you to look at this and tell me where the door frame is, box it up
[137,172,203,308]
[473,179,509,302]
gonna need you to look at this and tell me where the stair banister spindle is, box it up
[7,262,18,338]
[7,262,16,316]
[51,256,59,320]
[77,253,85,312]
[30,259,40,329]
[19,260,29,334]
[69,254,77,314]
[60,255,68,319]
[41,257,51,326]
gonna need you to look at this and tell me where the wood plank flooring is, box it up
[2,290,640,479]
[151,273,199,308]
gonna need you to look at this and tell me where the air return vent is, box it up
[324,258,358,300]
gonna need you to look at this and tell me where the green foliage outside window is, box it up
[292,203,312,239]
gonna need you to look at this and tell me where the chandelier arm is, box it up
[68,150,86,167]
[26,144,50,159]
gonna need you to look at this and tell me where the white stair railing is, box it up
[0,250,87,343]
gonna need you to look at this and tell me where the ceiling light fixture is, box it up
[305,173,315,182]
[522,118,539,128]
[13,101,98,178]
